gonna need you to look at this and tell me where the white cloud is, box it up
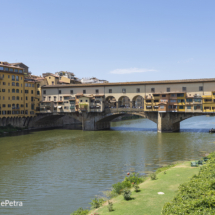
[110,68,157,74]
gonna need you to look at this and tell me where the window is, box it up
[2,104,6,107]
[3,96,4,100]
[151,88,155,93]
[9,68,13,72]
[95,89,99,94]
[25,83,28,87]
[60,96,62,101]
[8,89,10,93]
[32,84,34,87]
[0,67,3,70]
[43,90,46,94]
[16,96,19,100]
[16,76,19,81]
[160,105,164,109]
[4,68,9,71]
[136,88,140,93]
[8,75,10,78]
[25,90,28,93]
[48,96,51,101]
[179,106,184,109]
[85,100,88,102]
[37,91,40,95]
[199,86,203,91]
[182,87,186,91]
[162,95,166,97]
[8,83,10,86]
[31,90,33,94]
[8,96,10,100]
[177,93,184,97]
[171,94,176,97]
[31,97,34,102]
[122,88,126,93]
[26,103,28,108]
[16,82,19,86]
[19,70,22,73]
[26,96,28,100]
[43,97,46,101]
[167,88,170,92]
[12,96,15,100]
[154,99,159,102]
[80,100,82,102]
[178,99,185,103]
[3,82,6,85]
[31,104,34,110]
[170,99,176,103]
[16,89,19,93]
[194,98,201,102]
[37,84,40,88]
[186,98,193,102]
[21,77,22,80]
[12,75,15,81]
[187,105,191,109]
[54,96,56,101]
[83,90,86,94]
[109,89,112,93]
[12,89,15,93]
[8,104,11,107]
[59,90,61,94]
[70,90,73,94]
[12,82,15,86]
[52,81,54,85]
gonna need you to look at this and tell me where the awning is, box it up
[146,106,152,108]
[58,106,62,108]
[154,106,159,108]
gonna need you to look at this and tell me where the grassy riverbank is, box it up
[88,161,199,215]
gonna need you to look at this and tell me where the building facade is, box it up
[41,78,215,114]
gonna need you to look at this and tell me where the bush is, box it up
[123,188,131,200]
[89,197,104,209]
[107,201,113,212]
[125,173,145,185]
[71,207,89,215]
[162,152,215,214]
[112,180,131,194]
[134,184,140,192]
[150,173,157,180]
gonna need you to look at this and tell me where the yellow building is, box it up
[0,62,41,121]
[0,62,25,118]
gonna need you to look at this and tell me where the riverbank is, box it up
[87,161,200,215]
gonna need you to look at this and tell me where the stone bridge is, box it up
[19,108,215,132]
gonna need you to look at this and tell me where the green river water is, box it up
[1,116,215,214]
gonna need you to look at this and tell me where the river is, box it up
[1,116,215,214]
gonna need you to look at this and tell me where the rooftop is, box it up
[42,78,215,88]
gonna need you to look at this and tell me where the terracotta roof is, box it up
[42,78,215,88]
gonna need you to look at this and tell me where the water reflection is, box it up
[0,116,215,214]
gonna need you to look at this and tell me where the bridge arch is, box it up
[131,95,144,108]
[118,96,131,108]
[105,96,117,108]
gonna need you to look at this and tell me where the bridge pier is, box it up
[157,112,180,132]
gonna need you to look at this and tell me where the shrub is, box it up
[112,180,131,194]
[134,184,140,192]
[71,207,89,215]
[150,173,157,180]
[123,188,131,200]
[89,197,105,209]
[124,173,145,185]
[162,152,215,214]
[107,201,113,212]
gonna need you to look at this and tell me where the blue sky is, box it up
[1,0,215,82]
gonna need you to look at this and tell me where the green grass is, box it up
[88,162,199,215]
